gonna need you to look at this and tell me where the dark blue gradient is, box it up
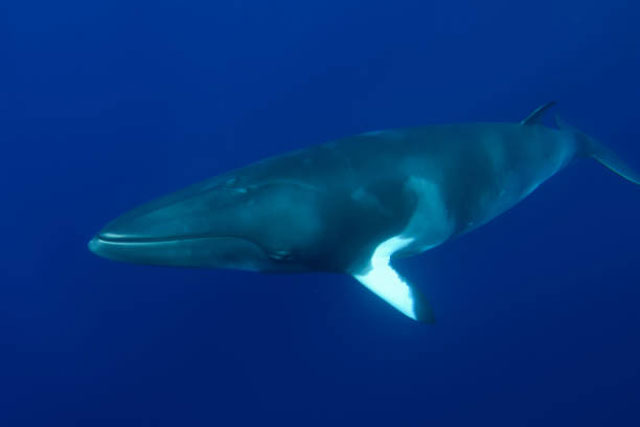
[1,1,639,425]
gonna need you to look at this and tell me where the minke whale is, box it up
[89,103,639,322]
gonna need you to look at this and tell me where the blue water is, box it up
[2,1,639,425]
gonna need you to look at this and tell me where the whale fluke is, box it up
[588,138,640,186]
[555,115,640,186]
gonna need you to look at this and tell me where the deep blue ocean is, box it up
[2,1,639,425]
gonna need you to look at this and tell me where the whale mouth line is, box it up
[95,233,249,245]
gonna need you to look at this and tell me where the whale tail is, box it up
[588,140,640,186]
[555,115,640,186]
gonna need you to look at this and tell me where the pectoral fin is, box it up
[352,236,434,323]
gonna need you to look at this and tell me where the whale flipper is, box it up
[353,236,435,323]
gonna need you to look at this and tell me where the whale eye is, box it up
[268,249,292,261]
[231,187,248,194]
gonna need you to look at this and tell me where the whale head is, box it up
[89,175,324,272]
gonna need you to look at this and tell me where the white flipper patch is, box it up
[353,236,434,322]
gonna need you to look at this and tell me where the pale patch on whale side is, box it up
[351,178,451,322]
[402,176,455,254]
[353,236,434,322]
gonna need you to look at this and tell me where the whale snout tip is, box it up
[88,233,121,258]
[88,235,105,257]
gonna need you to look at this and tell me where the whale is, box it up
[89,103,639,322]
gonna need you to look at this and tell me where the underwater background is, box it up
[2,0,639,425]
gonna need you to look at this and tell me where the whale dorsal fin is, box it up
[521,101,557,125]
[352,236,435,323]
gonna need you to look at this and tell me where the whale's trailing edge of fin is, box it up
[555,115,640,186]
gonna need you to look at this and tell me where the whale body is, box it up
[89,103,639,322]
